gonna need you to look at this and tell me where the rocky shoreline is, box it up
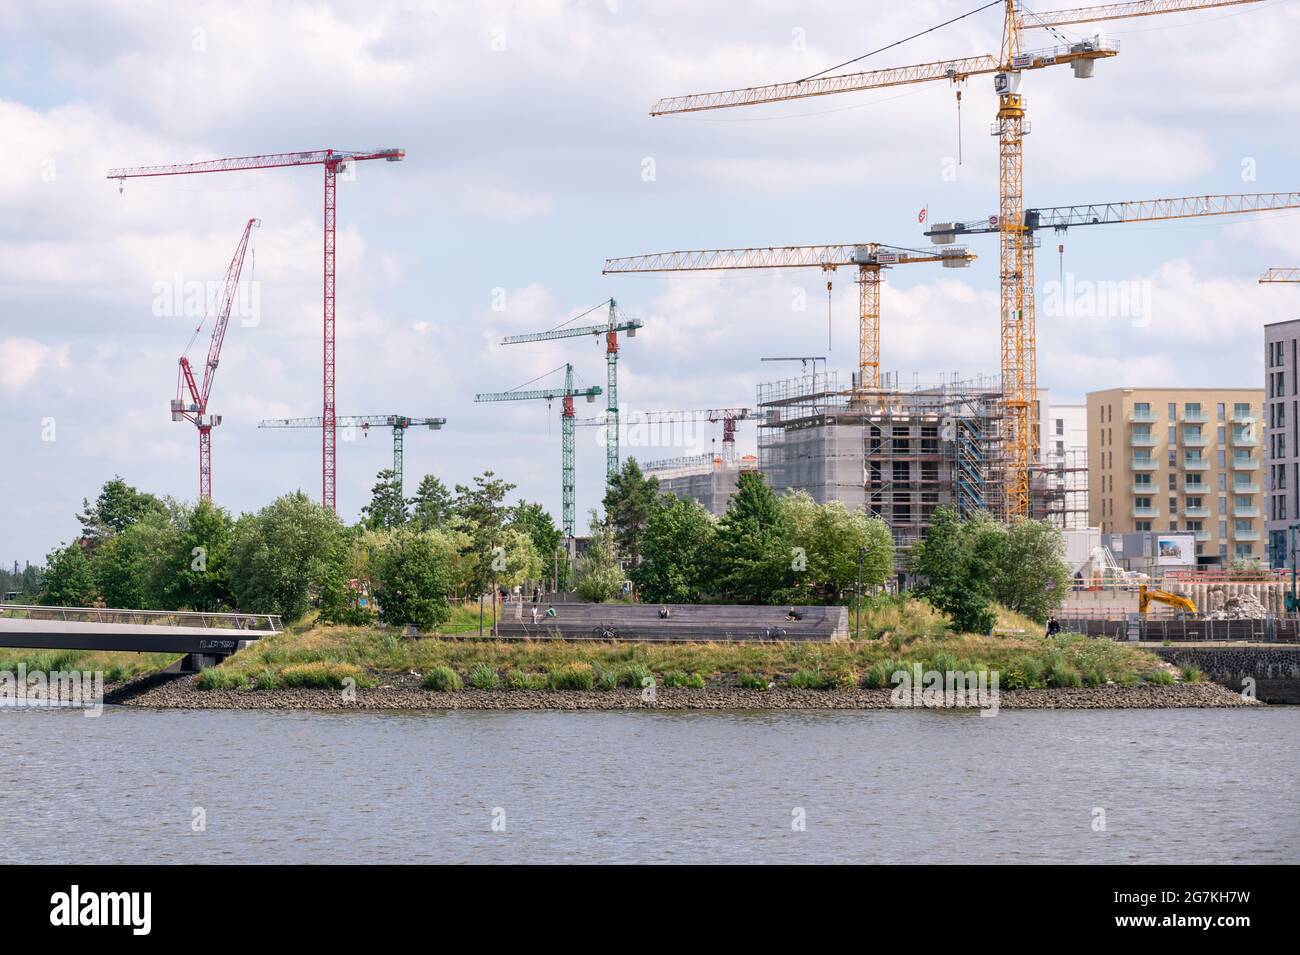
[105,673,1259,711]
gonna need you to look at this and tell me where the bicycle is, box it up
[591,623,620,640]
[765,625,789,640]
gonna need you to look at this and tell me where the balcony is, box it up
[1193,529,1212,542]
[1130,432,1158,447]
[1234,529,1261,542]
[1234,506,1261,518]
[1233,482,1261,493]
[1230,408,1256,424]
[1183,505,1211,518]
[1131,482,1158,494]
[1182,432,1209,446]
[1129,408,1157,423]
[1182,456,1210,470]
[1231,431,1260,447]
[1131,456,1158,470]
[1182,409,1209,423]
[1232,457,1260,470]
[1132,506,1159,518]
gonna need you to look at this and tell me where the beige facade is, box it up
[1087,388,1265,564]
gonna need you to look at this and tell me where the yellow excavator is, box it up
[1137,584,1197,617]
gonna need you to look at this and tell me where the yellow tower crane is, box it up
[644,0,1265,519]
[603,243,975,392]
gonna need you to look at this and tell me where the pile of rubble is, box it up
[1204,592,1270,619]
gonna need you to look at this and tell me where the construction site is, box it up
[82,0,1299,604]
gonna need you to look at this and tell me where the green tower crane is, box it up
[259,414,446,497]
[500,299,641,483]
[475,363,601,539]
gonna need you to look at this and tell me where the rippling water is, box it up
[3,705,1296,864]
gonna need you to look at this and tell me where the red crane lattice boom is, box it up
[111,147,405,512]
[171,217,259,501]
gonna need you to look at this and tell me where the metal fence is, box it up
[0,604,282,633]
[1059,615,1300,643]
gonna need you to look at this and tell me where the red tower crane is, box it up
[109,147,406,512]
[170,218,259,501]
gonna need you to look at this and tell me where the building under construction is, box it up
[755,370,1015,548]
[646,452,758,516]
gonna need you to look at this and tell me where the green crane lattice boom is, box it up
[259,414,446,497]
[501,299,641,482]
[475,363,601,538]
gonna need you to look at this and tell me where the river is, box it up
[3,705,1296,864]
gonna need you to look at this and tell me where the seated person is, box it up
[785,607,802,621]
[658,606,671,619]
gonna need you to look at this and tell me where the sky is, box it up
[1,0,1298,564]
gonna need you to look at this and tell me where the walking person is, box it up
[1045,614,1061,637]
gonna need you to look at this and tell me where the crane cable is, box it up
[798,0,1003,83]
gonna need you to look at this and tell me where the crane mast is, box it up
[475,364,602,538]
[170,218,258,501]
[500,300,642,482]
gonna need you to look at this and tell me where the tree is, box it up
[372,528,453,631]
[782,492,894,602]
[227,492,343,619]
[574,511,624,603]
[990,518,1070,623]
[39,543,97,607]
[317,528,374,625]
[163,499,234,611]
[410,474,454,529]
[602,458,660,563]
[633,495,716,603]
[907,507,997,634]
[508,500,562,581]
[453,471,518,593]
[76,476,163,542]
[711,471,797,604]
[86,506,183,609]
[360,468,408,529]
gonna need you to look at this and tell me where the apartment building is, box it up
[1265,319,1300,568]
[1087,387,1265,565]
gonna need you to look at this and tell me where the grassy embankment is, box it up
[191,597,1179,693]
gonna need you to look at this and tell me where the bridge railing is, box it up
[0,605,282,633]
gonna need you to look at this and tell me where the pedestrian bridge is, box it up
[0,605,281,667]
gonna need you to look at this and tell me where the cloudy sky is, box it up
[2,0,1297,563]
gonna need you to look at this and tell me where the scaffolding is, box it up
[646,453,758,516]
[757,371,1004,547]
[1032,446,1088,529]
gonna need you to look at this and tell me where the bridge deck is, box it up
[0,606,280,655]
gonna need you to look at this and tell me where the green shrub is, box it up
[1177,662,1203,684]
[280,661,366,689]
[738,672,768,690]
[619,662,653,689]
[255,667,282,690]
[506,669,549,690]
[423,665,463,692]
[595,668,619,691]
[787,669,830,690]
[1082,662,1108,687]
[825,666,858,689]
[469,663,500,690]
[1146,669,1175,685]
[196,667,249,690]
[864,660,896,689]
[1047,661,1082,688]
[660,670,705,689]
[549,663,595,691]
